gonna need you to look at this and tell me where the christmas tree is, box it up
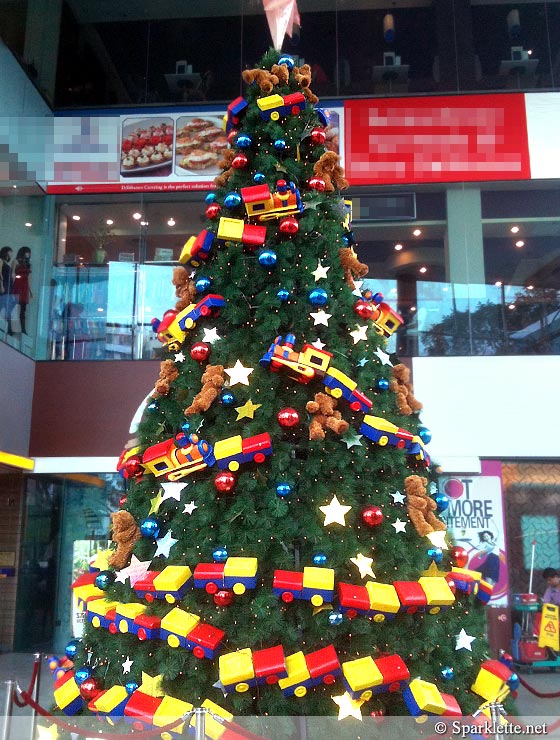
[54,51,516,730]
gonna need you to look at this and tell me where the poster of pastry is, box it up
[120,116,174,177]
[174,115,228,177]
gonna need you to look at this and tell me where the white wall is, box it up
[412,355,560,471]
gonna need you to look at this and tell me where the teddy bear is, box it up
[172,266,197,312]
[242,67,279,93]
[184,364,225,416]
[293,64,319,103]
[305,392,350,441]
[154,359,179,397]
[213,149,237,188]
[107,510,141,570]
[271,63,290,85]
[338,246,369,287]
[313,151,349,192]
[390,363,423,416]
[404,475,447,537]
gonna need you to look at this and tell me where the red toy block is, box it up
[441,692,462,716]
[253,645,287,682]
[306,645,340,680]
[394,581,427,612]
[273,570,304,591]
[124,691,161,723]
[338,582,371,614]
[187,623,225,657]
[375,655,410,690]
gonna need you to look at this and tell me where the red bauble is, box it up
[119,495,128,507]
[206,203,221,219]
[190,342,210,362]
[308,176,326,192]
[231,153,248,169]
[354,300,375,320]
[310,127,327,145]
[214,589,234,607]
[277,407,300,428]
[227,129,238,145]
[79,677,102,701]
[279,217,299,235]
[214,471,236,494]
[124,455,143,478]
[361,505,383,527]
[370,708,385,718]
[451,545,468,568]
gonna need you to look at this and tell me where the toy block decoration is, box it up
[54,670,83,716]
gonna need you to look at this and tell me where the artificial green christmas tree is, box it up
[54,51,515,731]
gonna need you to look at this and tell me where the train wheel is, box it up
[360,690,373,701]
[145,593,154,603]
[291,106,301,115]
[236,682,250,693]
[233,583,246,595]
[349,401,361,412]
[346,609,357,619]
[373,614,386,623]
[266,675,279,685]
[165,594,176,604]
[254,453,265,464]
[118,620,129,634]
[137,628,147,641]
[323,674,336,685]
[271,112,280,121]
[388,682,401,692]
[331,388,343,399]
[397,440,406,449]
[206,583,218,595]
[415,715,428,724]
[281,592,294,603]
[294,686,307,697]
[184,318,195,328]
[109,622,117,634]
[92,617,101,628]
[311,595,324,607]
[228,461,240,472]
[429,607,440,615]
[133,721,144,731]
[192,647,205,659]
[167,634,180,648]
[161,733,172,740]
[379,435,388,446]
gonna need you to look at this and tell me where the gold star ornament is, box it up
[235,399,262,420]
[320,495,351,527]
[332,691,365,721]
[139,671,165,697]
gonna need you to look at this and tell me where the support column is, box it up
[23,0,63,103]
[445,187,486,286]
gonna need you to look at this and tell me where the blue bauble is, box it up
[508,673,519,690]
[258,250,277,267]
[313,553,327,566]
[308,288,328,306]
[277,288,290,302]
[181,421,191,434]
[274,139,287,151]
[427,547,443,564]
[205,193,216,204]
[147,402,158,412]
[140,518,160,538]
[278,55,295,69]
[65,639,80,660]
[224,192,242,208]
[213,547,228,562]
[328,612,343,626]
[434,494,449,512]
[418,426,432,444]
[376,378,390,391]
[95,570,115,591]
[236,134,252,149]
[253,172,266,184]
[74,666,92,685]
[342,235,349,246]
[441,666,454,681]
[221,392,235,406]
[276,482,292,498]
[125,681,139,695]
[195,277,212,293]
[314,106,328,126]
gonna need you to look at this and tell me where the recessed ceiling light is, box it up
[12,185,17,189]
[419,266,427,274]
[510,226,519,234]
[394,243,403,251]
[410,306,416,312]
[526,284,534,290]
[106,219,114,226]
[24,222,32,228]
[167,218,176,227]
[495,281,503,287]
[508,304,516,310]
[413,228,422,236]
[140,220,149,226]
[515,240,525,248]
[72,215,81,221]
[132,212,142,220]
[528,49,533,55]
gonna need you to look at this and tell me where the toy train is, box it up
[359,291,404,338]
[445,567,494,604]
[219,645,288,694]
[217,217,266,248]
[273,567,335,606]
[224,96,248,132]
[341,654,410,701]
[86,600,225,659]
[360,414,430,466]
[260,334,372,413]
[471,659,516,703]
[151,293,225,352]
[180,228,215,268]
[133,565,193,603]
[403,678,462,719]
[241,180,303,222]
[257,92,306,121]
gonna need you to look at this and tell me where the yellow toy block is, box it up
[325,367,357,391]
[363,414,398,433]
[73,583,104,609]
[199,699,233,740]
[91,685,128,713]
[418,577,455,607]
[213,436,242,462]
[179,236,197,264]
[366,582,400,616]
[299,345,331,373]
[88,599,117,617]
[54,675,80,709]
[472,668,509,702]
[217,217,244,242]
[160,607,200,636]
[342,656,382,694]
[116,603,147,619]
[303,567,335,591]
[224,557,258,578]
[452,567,481,583]
[154,565,193,591]
[409,678,446,714]
[257,94,283,112]
[219,648,255,686]
[278,652,309,691]
[153,695,193,734]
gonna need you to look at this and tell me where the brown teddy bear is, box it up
[242,67,279,93]
[213,149,237,188]
[338,247,369,287]
[293,64,319,103]
[107,510,141,570]
[306,392,350,441]
[271,63,290,85]
[405,475,447,537]
[184,364,225,416]
[313,151,349,192]
[154,359,179,397]
[390,363,423,416]
[172,266,197,312]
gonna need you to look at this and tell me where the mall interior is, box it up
[0,0,559,663]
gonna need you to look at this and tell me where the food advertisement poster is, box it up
[71,539,110,637]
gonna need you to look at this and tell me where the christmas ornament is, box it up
[214,471,236,494]
[224,359,254,386]
[455,628,476,651]
[320,495,351,527]
[361,505,383,527]
[124,455,143,478]
[235,399,261,420]
[332,691,365,721]
[174,352,185,363]
[139,672,165,698]
[227,129,238,145]
[277,288,290,301]
[140,518,160,538]
[441,666,454,681]
[181,421,190,433]
[427,530,449,550]
[311,338,326,350]
[434,493,449,512]
[310,309,332,326]
[205,193,216,204]
[350,324,369,344]
[418,426,432,444]
[122,656,133,674]
[183,501,197,515]
[308,288,328,305]
[236,134,252,149]
[376,378,389,391]
[114,555,151,586]
[119,495,128,507]
[354,300,375,320]
[391,490,405,504]
[374,347,393,366]
[214,589,234,607]
[391,518,407,533]
[213,547,228,562]
[190,342,211,362]
[313,553,327,565]
[79,677,102,701]
[94,570,115,590]
[427,547,443,563]
[205,203,221,219]
[451,545,468,567]
[224,192,242,208]
[277,407,300,427]
[311,260,330,281]
[310,127,327,145]
[160,482,185,503]
[276,482,293,498]
[232,153,248,168]
[274,138,287,151]
[278,54,295,68]
[253,172,266,183]
[308,176,326,191]
[195,277,212,293]
[221,391,235,405]
[125,681,139,695]
[74,666,92,685]
[258,249,278,267]
[508,673,519,690]
[279,216,299,234]
[202,326,221,344]
[328,611,343,626]
[341,430,363,449]
[154,530,178,558]
[350,553,375,579]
